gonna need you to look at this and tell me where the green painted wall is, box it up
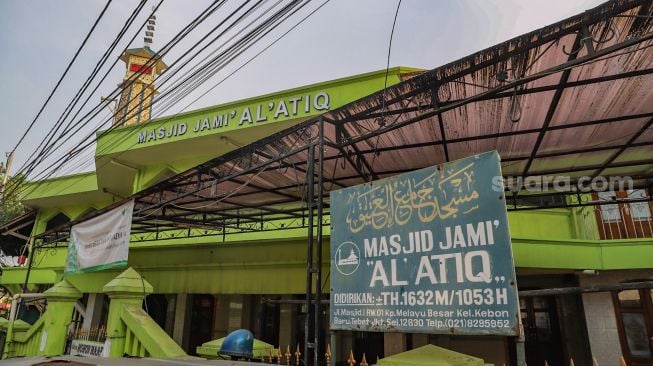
[9,184,653,294]
[5,188,653,294]
[23,172,97,200]
[22,67,421,205]
[21,172,115,210]
[95,67,419,157]
[3,223,653,294]
[93,67,420,197]
[508,209,576,239]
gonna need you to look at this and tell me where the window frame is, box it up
[612,288,653,364]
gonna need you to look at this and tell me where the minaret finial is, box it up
[144,6,156,48]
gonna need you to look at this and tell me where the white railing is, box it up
[593,204,653,240]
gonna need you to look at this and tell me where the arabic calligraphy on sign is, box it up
[345,163,479,233]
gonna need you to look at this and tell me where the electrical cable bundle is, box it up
[7,0,331,201]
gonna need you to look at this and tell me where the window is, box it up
[629,189,652,221]
[129,63,152,74]
[613,287,653,362]
[622,313,651,358]
[598,192,621,222]
[619,289,642,308]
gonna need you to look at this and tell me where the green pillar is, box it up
[41,279,82,356]
[103,267,153,357]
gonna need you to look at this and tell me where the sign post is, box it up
[330,151,519,336]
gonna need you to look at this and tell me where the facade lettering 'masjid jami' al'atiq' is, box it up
[136,92,330,144]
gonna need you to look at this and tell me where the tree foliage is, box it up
[0,170,26,225]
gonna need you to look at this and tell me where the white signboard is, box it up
[65,200,134,274]
[69,340,105,357]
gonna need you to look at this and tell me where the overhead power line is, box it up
[10,0,113,154]
[48,0,330,183]
[18,0,281,183]
[78,0,307,161]
[11,0,227,183]
[7,0,245,195]
[372,0,402,168]
[175,0,332,114]
[34,0,290,180]
[19,0,150,179]
[11,0,330,200]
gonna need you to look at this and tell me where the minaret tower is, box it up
[113,10,167,126]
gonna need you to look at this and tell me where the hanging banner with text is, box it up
[330,151,519,335]
[65,199,134,274]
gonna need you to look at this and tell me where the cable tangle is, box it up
[10,0,331,205]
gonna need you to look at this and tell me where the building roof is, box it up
[32,0,653,245]
[120,46,168,71]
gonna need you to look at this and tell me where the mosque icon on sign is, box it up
[334,242,361,276]
[337,248,359,266]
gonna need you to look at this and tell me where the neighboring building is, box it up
[1,1,652,366]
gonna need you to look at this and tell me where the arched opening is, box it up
[45,212,70,232]
[79,207,98,219]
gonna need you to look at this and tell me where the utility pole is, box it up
[0,151,14,199]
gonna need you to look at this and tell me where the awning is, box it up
[0,211,36,241]
[35,0,653,245]
[0,211,35,256]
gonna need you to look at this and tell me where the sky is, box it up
[0,0,606,180]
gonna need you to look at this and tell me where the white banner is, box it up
[65,199,134,274]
